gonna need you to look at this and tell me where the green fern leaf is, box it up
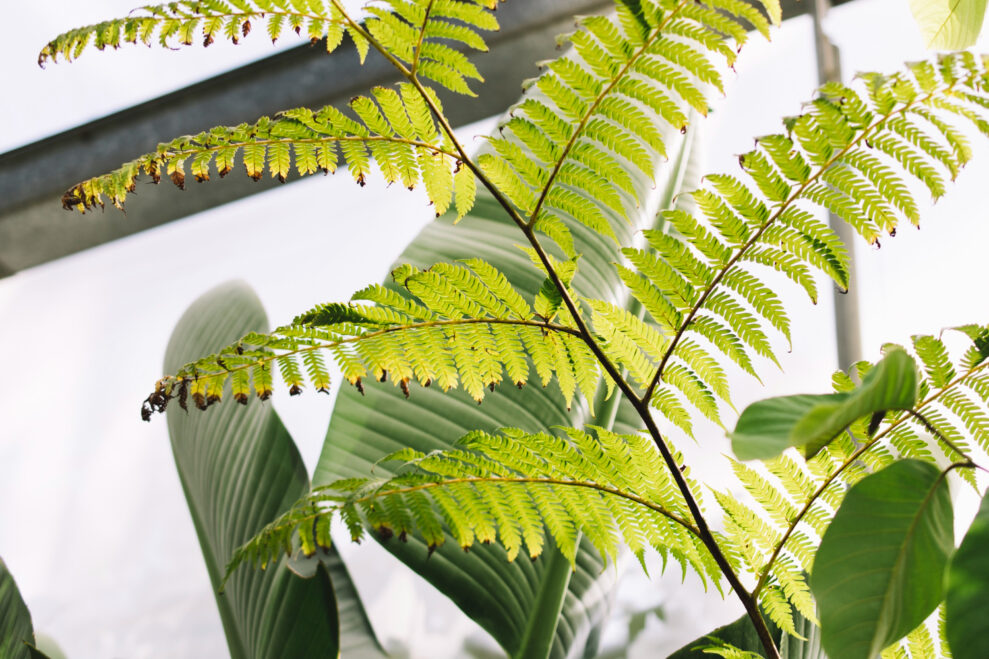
[60,85,471,213]
[223,426,709,585]
[143,260,612,417]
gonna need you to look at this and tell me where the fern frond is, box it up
[622,53,988,430]
[39,0,351,66]
[481,0,780,255]
[61,84,480,217]
[224,426,706,581]
[40,0,499,94]
[142,259,608,419]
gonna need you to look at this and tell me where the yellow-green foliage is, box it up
[226,426,722,589]
[142,259,602,420]
[43,0,989,656]
[47,0,498,214]
[39,0,498,93]
[60,84,475,217]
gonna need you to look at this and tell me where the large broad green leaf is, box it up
[810,459,953,659]
[0,557,50,659]
[731,349,918,460]
[945,491,989,659]
[313,119,698,657]
[165,282,383,659]
[667,603,824,659]
[909,0,988,49]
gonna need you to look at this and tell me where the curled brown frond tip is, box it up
[141,381,172,421]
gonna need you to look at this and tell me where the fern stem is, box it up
[641,92,939,406]
[352,0,636,410]
[334,0,536,237]
[331,6,772,654]
[409,0,437,77]
[908,409,989,474]
[327,0,408,72]
[324,1,616,400]
[514,128,702,659]
[522,122,781,651]
[526,0,693,229]
[631,397,780,659]
[150,135,460,165]
[752,359,989,599]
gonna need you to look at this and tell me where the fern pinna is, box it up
[43,0,989,656]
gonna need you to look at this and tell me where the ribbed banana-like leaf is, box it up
[313,107,696,656]
[165,282,383,659]
[668,606,824,658]
[0,557,49,659]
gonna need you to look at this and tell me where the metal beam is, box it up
[812,0,863,370]
[0,0,844,277]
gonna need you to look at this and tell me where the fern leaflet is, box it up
[720,328,989,637]
[39,0,499,94]
[142,259,607,419]
[223,426,729,589]
[615,53,989,433]
[485,0,781,255]
[61,84,476,218]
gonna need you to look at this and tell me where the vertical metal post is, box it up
[811,0,864,370]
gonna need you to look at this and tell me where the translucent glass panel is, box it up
[1,0,365,152]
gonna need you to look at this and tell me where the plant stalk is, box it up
[513,372,629,659]
[341,6,780,654]
[631,398,780,659]
[514,544,574,659]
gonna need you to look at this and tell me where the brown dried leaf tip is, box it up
[61,187,85,211]
[141,381,172,421]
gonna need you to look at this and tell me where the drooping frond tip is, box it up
[60,84,477,220]
[39,0,500,93]
[38,0,355,67]
[141,259,605,421]
[223,426,724,590]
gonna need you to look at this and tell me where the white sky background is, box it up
[1,0,989,657]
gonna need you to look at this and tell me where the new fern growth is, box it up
[42,0,989,657]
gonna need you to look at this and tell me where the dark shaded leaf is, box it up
[0,557,50,659]
[945,491,989,659]
[810,459,953,659]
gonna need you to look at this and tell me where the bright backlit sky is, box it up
[1,1,988,657]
